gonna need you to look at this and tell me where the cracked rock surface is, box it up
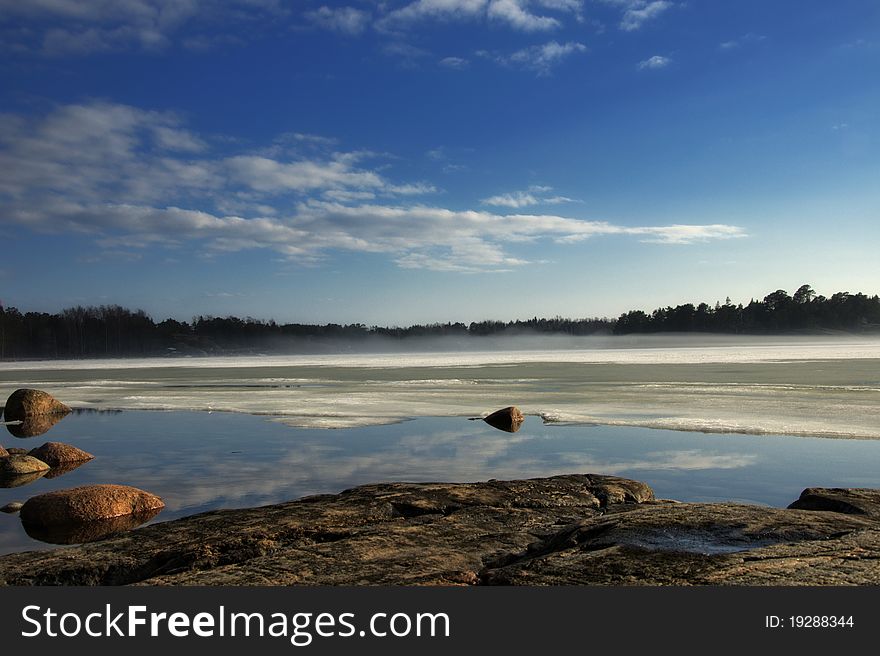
[0,476,877,586]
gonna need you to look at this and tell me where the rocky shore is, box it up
[1,474,878,586]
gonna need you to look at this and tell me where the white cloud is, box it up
[487,0,560,31]
[719,32,766,50]
[377,0,585,33]
[377,0,489,31]
[0,101,747,273]
[605,0,670,32]
[482,186,575,207]
[439,56,470,69]
[637,54,670,70]
[507,40,587,74]
[305,6,370,35]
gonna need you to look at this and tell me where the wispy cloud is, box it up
[488,0,560,31]
[439,56,470,69]
[637,54,670,70]
[376,0,585,33]
[0,0,287,55]
[719,32,766,50]
[305,6,370,35]
[482,185,575,207]
[0,101,746,273]
[597,0,671,32]
[504,40,587,74]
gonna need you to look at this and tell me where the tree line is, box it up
[1,284,878,360]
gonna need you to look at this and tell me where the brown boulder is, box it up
[4,447,29,455]
[0,454,50,476]
[0,445,7,457]
[483,406,525,432]
[4,389,71,422]
[6,413,67,439]
[28,442,94,467]
[19,484,165,528]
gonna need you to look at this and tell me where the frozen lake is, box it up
[2,336,880,554]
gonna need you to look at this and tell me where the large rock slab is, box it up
[3,389,71,422]
[0,475,877,586]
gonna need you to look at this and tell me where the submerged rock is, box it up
[0,475,877,586]
[19,484,165,528]
[28,442,94,467]
[482,406,525,433]
[6,413,68,439]
[1,502,23,514]
[3,389,71,422]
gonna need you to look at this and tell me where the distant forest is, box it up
[1,284,879,360]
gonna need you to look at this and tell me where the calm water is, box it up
[2,409,880,555]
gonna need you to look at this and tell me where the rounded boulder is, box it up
[20,484,165,527]
[483,406,525,433]
[0,454,50,476]
[4,389,71,422]
[28,442,94,467]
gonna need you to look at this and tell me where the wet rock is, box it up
[0,476,877,586]
[28,442,94,467]
[23,508,164,545]
[19,484,165,529]
[788,487,880,519]
[3,389,71,422]
[483,406,525,433]
[4,447,29,455]
[6,413,68,439]
[0,454,50,476]
[0,445,7,457]
[1,502,23,514]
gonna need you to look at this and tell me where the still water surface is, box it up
[2,409,879,555]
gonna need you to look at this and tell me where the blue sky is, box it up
[1,1,878,325]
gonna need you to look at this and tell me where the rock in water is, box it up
[28,442,95,467]
[483,406,525,432]
[6,413,68,439]
[0,455,50,476]
[19,484,165,528]
[1,502,23,514]
[4,389,71,422]
[0,445,8,457]
[4,447,29,455]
